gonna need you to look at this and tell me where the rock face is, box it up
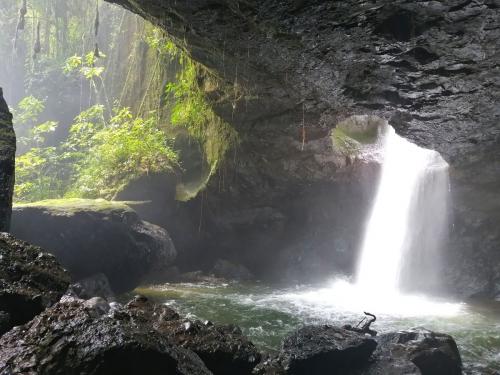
[0,294,262,375]
[277,325,377,375]
[128,295,261,374]
[105,0,500,298]
[255,325,462,375]
[0,87,15,232]
[211,259,254,281]
[367,328,463,375]
[10,199,177,293]
[0,233,70,336]
[0,296,212,375]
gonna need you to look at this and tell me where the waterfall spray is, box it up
[356,125,449,295]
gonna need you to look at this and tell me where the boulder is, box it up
[0,87,15,232]
[0,294,261,375]
[0,233,70,336]
[0,296,211,375]
[278,325,377,375]
[11,199,177,293]
[128,295,262,374]
[211,259,255,281]
[362,328,462,375]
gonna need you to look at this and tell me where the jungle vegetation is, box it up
[0,0,238,203]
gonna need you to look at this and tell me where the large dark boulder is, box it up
[0,296,212,375]
[255,326,463,375]
[0,233,70,336]
[0,87,15,232]
[0,294,262,375]
[278,325,377,374]
[11,199,177,293]
[362,328,462,375]
[128,295,262,374]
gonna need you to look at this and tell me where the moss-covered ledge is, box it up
[0,88,15,232]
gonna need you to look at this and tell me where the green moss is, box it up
[164,42,239,201]
[331,128,361,157]
[341,127,378,144]
[14,198,135,214]
[332,115,384,157]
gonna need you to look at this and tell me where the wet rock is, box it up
[67,273,115,301]
[0,233,70,336]
[211,259,255,281]
[126,297,262,374]
[0,87,15,232]
[11,199,177,293]
[278,325,377,374]
[365,328,462,375]
[0,297,212,375]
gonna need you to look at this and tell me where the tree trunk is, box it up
[0,88,15,232]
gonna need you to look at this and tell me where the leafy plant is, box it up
[12,96,45,126]
[71,107,178,198]
[164,45,239,182]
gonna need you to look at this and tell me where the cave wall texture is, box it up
[107,0,500,298]
[0,88,15,232]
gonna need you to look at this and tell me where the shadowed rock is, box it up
[0,233,70,336]
[369,328,462,375]
[278,325,377,374]
[0,87,15,232]
[11,199,176,293]
[0,296,212,375]
[0,294,262,375]
[127,295,262,374]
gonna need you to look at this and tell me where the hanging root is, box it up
[14,0,28,49]
[94,1,100,58]
[94,1,100,37]
[94,43,100,58]
[17,0,27,30]
[33,21,41,59]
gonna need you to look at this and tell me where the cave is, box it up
[0,0,499,374]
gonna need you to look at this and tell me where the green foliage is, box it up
[331,128,361,157]
[64,51,106,80]
[70,107,178,198]
[15,147,68,202]
[9,4,239,204]
[12,96,45,127]
[14,105,178,202]
[145,28,177,56]
[31,121,59,145]
[11,96,50,152]
[164,45,239,200]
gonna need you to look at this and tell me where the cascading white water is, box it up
[252,118,461,317]
[356,125,450,294]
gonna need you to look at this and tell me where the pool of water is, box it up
[135,280,500,374]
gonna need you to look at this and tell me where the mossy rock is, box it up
[331,115,387,156]
[14,198,136,216]
[11,199,177,293]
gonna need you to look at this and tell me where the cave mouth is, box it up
[300,116,456,316]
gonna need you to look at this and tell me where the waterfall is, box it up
[356,125,449,294]
[267,120,459,317]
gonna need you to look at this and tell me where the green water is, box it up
[135,281,500,374]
